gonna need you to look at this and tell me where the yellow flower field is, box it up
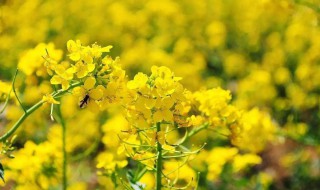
[0,0,319,189]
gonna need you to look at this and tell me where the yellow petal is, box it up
[55,65,65,75]
[101,45,113,52]
[162,144,175,153]
[87,63,95,72]
[116,160,128,168]
[66,67,76,74]
[69,52,81,61]
[87,101,100,112]
[76,69,87,78]
[163,109,173,122]
[83,54,93,64]
[84,77,96,90]
[42,94,60,104]
[117,145,125,155]
[61,80,70,90]
[153,111,163,122]
[89,88,103,100]
[151,65,159,76]
[67,40,76,52]
[145,97,156,109]
[50,75,62,84]
[63,71,73,80]
[127,80,137,89]
[162,97,175,109]
[73,87,85,96]
[47,68,53,76]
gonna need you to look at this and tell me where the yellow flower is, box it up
[73,77,105,110]
[18,43,63,76]
[67,40,82,61]
[127,72,149,90]
[5,140,62,189]
[50,64,75,90]
[133,151,156,170]
[73,61,95,78]
[117,134,140,157]
[126,107,151,129]
[139,172,155,190]
[102,114,130,149]
[192,87,238,128]
[153,97,175,122]
[206,147,238,180]
[231,108,277,153]
[232,154,262,172]
[163,160,196,185]
[152,66,180,97]
[96,152,128,172]
[195,88,231,117]
[91,43,113,58]
[187,115,204,127]
[157,131,175,152]
[42,94,60,104]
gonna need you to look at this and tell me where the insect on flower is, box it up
[79,94,90,108]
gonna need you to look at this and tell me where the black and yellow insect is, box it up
[79,94,90,108]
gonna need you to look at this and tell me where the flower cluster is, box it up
[44,40,127,110]
[4,141,62,189]
[118,66,189,170]
[2,0,319,189]
[1,39,280,189]
[188,88,241,128]
[117,65,257,188]
[230,108,277,153]
[125,66,187,128]
[205,147,261,180]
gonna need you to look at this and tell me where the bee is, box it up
[79,94,90,108]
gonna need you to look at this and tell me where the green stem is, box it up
[70,135,100,161]
[0,82,81,142]
[178,123,209,145]
[187,123,209,138]
[56,105,67,190]
[0,100,44,142]
[12,69,26,113]
[134,167,148,182]
[1,69,23,114]
[156,122,162,190]
[0,89,12,114]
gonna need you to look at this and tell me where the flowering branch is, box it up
[0,82,81,142]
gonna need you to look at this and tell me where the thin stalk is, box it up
[0,82,81,142]
[56,105,67,190]
[70,135,100,161]
[0,88,12,114]
[134,167,147,182]
[12,69,26,113]
[156,122,162,190]
[187,123,209,139]
[0,100,44,142]
[179,123,209,145]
